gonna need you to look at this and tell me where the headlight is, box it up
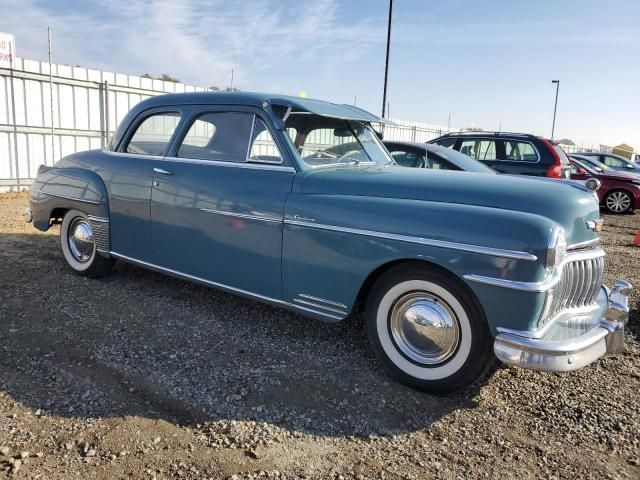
[585,178,600,191]
[546,226,567,269]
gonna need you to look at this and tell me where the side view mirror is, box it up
[576,166,587,175]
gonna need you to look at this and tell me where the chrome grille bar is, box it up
[538,251,605,328]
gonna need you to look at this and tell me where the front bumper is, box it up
[494,280,631,372]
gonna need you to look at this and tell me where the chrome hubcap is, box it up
[607,192,631,212]
[389,292,460,365]
[68,218,94,262]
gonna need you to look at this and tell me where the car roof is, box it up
[434,131,540,140]
[576,151,633,162]
[132,91,386,123]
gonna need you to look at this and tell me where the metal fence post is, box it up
[103,80,110,146]
[9,42,20,190]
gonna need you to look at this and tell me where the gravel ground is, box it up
[0,192,638,479]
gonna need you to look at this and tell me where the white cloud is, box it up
[2,0,383,89]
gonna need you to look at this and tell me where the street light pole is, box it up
[551,80,560,140]
[381,0,393,118]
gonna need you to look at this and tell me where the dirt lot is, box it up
[0,192,638,479]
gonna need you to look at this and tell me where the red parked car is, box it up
[569,155,640,213]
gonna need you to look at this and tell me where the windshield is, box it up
[579,156,609,171]
[285,114,393,168]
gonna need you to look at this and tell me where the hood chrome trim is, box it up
[284,219,537,261]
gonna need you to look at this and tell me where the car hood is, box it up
[598,170,640,181]
[300,165,599,243]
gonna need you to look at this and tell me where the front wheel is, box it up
[366,265,494,394]
[604,190,633,213]
[60,210,114,278]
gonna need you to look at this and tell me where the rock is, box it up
[0,446,9,456]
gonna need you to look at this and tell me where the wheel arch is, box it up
[353,258,487,324]
[604,188,635,212]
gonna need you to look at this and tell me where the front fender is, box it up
[29,166,110,231]
[282,193,554,332]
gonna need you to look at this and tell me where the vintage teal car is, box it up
[26,92,631,393]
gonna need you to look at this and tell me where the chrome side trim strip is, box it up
[298,294,348,309]
[35,190,101,205]
[567,238,600,250]
[109,252,346,321]
[163,156,296,172]
[293,298,348,315]
[464,274,556,292]
[104,151,165,161]
[200,208,281,223]
[463,247,605,292]
[284,219,538,261]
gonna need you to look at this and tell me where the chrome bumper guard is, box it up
[494,280,631,372]
[24,208,32,223]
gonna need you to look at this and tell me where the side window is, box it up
[459,139,497,160]
[126,112,180,156]
[177,112,253,162]
[504,141,539,162]
[602,155,625,167]
[390,149,422,167]
[248,118,283,164]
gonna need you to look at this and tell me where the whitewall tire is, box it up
[60,210,114,277]
[366,265,494,394]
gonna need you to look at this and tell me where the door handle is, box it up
[153,167,172,175]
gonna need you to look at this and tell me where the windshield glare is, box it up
[285,115,392,167]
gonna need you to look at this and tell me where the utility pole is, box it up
[381,0,393,118]
[230,69,234,91]
[551,80,560,139]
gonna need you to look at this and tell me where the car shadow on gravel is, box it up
[0,232,479,439]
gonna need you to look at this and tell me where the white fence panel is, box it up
[3,57,630,190]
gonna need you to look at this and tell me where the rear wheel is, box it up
[60,210,114,277]
[366,265,494,394]
[604,190,633,213]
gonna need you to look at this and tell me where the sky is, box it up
[2,0,639,151]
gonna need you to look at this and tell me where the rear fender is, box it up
[29,166,110,231]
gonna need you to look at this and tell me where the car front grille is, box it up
[538,251,605,328]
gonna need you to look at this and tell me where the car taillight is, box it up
[542,139,564,179]
[546,164,563,178]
